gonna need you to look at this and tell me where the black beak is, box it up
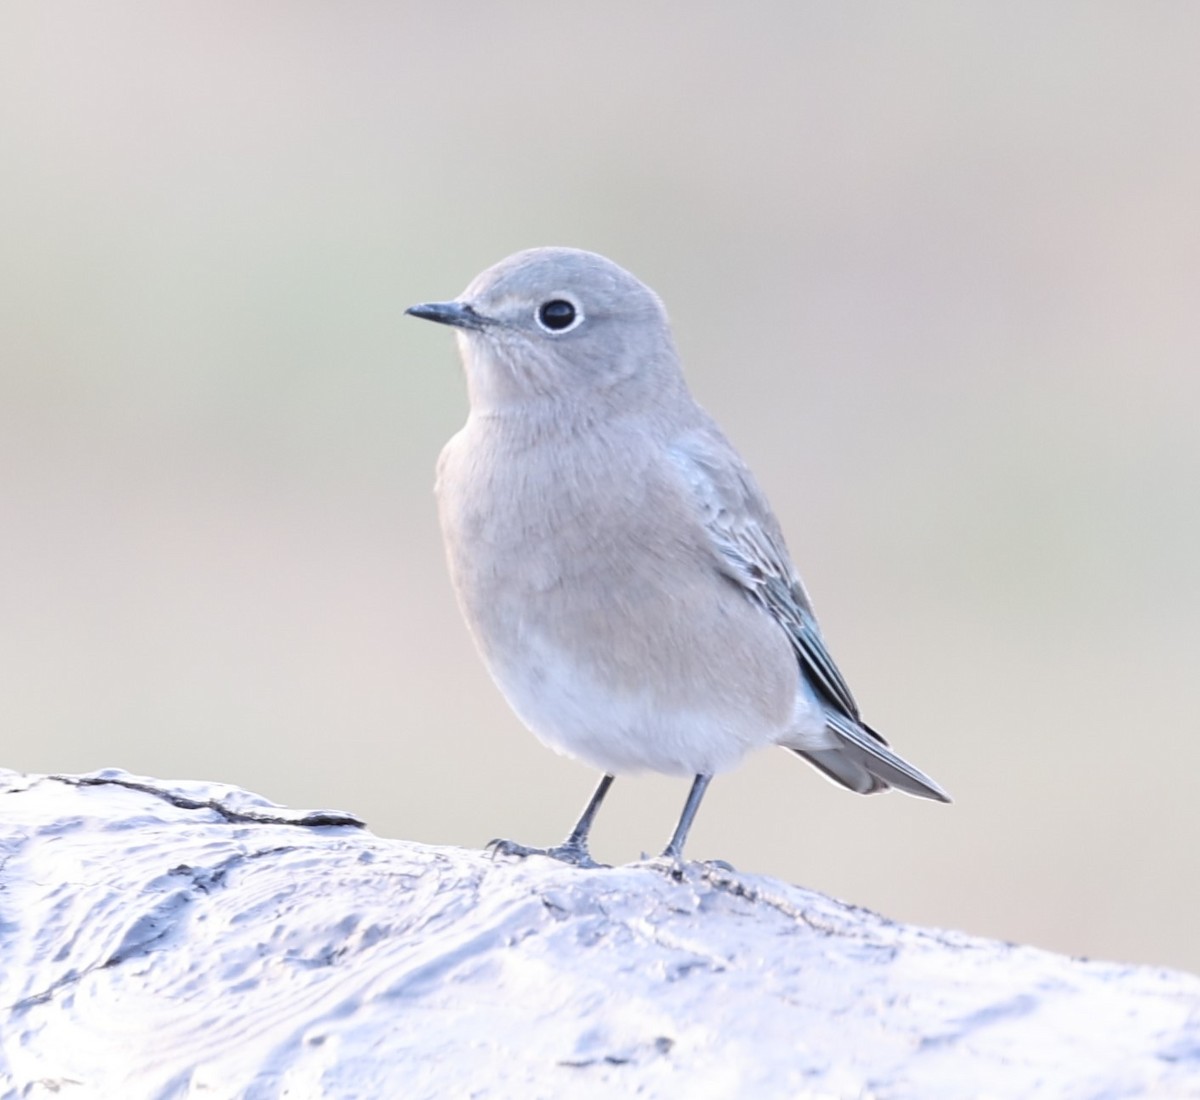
[405,300,488,331]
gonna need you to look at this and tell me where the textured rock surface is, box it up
[2,769,1199,1100]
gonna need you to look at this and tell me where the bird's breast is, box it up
[437,422,696,620]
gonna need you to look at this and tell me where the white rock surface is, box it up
[2,770,1198,1100]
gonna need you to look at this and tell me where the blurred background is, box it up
[2,4,1198,972]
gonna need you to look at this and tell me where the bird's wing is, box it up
[667,427,862,723]
[668,425,951,804]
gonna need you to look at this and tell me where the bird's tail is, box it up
[790,713,951,802]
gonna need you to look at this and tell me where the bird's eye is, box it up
[536,298,580,333]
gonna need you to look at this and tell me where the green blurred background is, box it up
[2,4,1198,972]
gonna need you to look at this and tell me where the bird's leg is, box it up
[661,774,712,864]
[546,772,614,866]
[488,773,614,869]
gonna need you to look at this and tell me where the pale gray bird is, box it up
[407,247,949,866]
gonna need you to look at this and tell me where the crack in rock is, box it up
[51,773,364,829]
[559,1035,676,1069]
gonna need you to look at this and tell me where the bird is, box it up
[406,247,948,867]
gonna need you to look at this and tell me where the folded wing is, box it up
[668,425,949,803]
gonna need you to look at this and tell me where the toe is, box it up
[486,838,537,860]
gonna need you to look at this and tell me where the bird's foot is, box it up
[637,850,734,877]
[486,837,606,869]
[637,848,690,881]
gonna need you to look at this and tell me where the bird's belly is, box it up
[485,628,797,777]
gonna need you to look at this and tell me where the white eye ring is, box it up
[535,294,584,334]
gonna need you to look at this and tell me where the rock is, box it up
[2,769,1198,1099]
